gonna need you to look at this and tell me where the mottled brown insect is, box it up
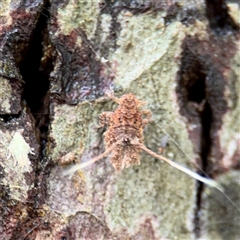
[98,93,151,172]
[64,93,223,191]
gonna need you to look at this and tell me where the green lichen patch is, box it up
[106,153,195,239]
[109,11,182,89]
[48,99,117,162]
[57,0,102,40]
[47,99,117,215]
[201,171,240,240]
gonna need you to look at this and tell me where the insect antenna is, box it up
[160,128,211,178]
[159,128,240,212]
[137,142,223,192]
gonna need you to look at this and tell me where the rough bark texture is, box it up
[0,0,239,239]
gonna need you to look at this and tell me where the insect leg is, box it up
[123,145,141,167]
[141,110,152,127]
[98,111,113,128]
[110,147,124,172]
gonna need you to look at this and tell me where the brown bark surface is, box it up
[0,0,239,239]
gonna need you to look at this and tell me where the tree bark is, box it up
[0,0,239,239]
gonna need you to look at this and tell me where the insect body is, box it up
[99,93,151,172]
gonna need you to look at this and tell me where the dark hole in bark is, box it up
[19,2,52,137]
[186,72,206,103]
[0,113,21,122]
[176,44,214,238]
[18,1,54,170]
[195,100,212,238]
[182,63,212,172]
[199,101,212,174]
[205,0,239,33]
[9,3,54,239]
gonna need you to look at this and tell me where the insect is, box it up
[64,92,222,191]
[97,92,151,172]
[47,1,238,218]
